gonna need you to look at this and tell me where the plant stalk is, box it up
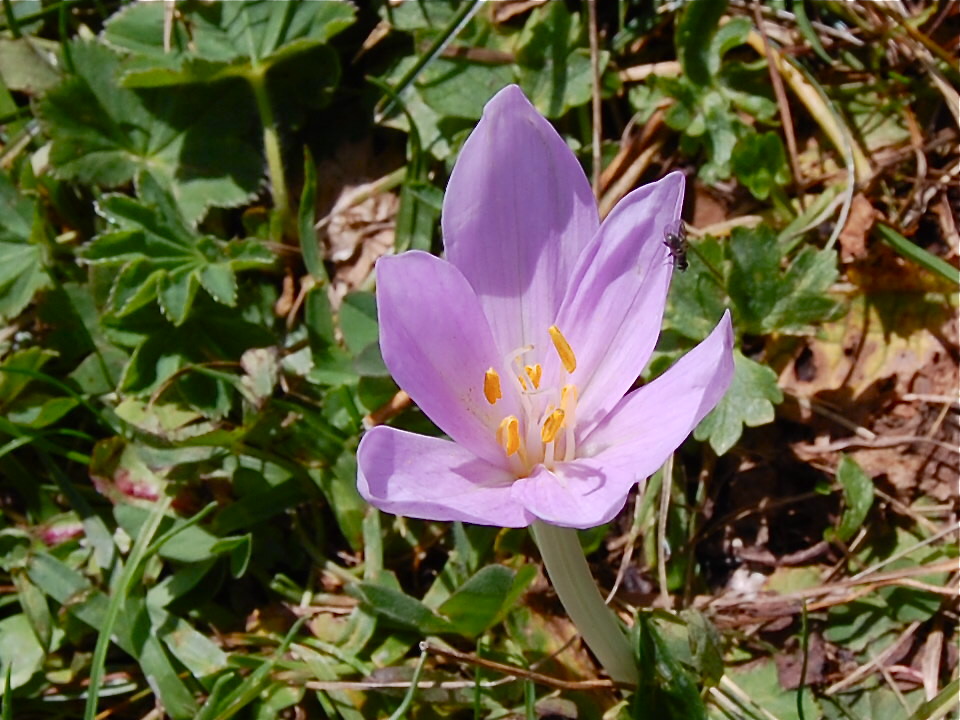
[531,520,638,686]
[249,70,289,240]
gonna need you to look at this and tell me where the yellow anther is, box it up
[540,409,566,444]
[517,374,529,391]
[524,363,542,389]
[496,416,521,456]
[548,325,577,373]
[483,367,502,405]
[560,384,577,418]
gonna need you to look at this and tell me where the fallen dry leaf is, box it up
[837,193,876,263]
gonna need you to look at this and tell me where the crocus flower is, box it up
[357,85,733,530]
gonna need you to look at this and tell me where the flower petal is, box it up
[358,426,532,527]
[579,311,734,475]
[553,171,686,434]
[377,251,520,467]
[442,84,599,356]
[511,460,635,529]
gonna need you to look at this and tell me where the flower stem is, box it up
[531,520,638,686]
[249,69,289,241]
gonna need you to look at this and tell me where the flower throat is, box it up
[484,325,580,475]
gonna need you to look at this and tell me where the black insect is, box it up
[663,221,688,271]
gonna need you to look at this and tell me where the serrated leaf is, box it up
[664,235,728,342]
[117,298,276,407]
[731,131,790,200]
[38,41,262,223]
[157,268,200,326]
[0,242,47,321]
[104,0,355,87]
[84,176,272,325]
[728,226,840,335]
[694,350,782,455]
[0,173,47,320]
[109,261,163,317]
[198,263,238,306]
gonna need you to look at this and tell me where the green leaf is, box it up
[394,180,443,253]
[0,347,56,411]
[694,350,783,455]
[83,175,273,325]
[830,455,874,543]
[910,678,960,720]
[105,0,355,87]
[681,610,724,687]
[436,565,531,638]
[339,291,379,355]
[874,222,960,287]
[731,131,791,200]
[726,658,819,720]
[0,615,43,691]
[10,570,52,651]
[411,58,513,122]
[38,41,263,223]
[0,172,47,320]
[26,552,203,720]
[0,37,59,94]
[633,612,708,720]
[298,148,327,283]
[767,246,842,332]
[354,581,453,635]
[114,299,273,400]
[315,452,367,552]
[664,236,729,342]
[0,0,42,36]
[515,1,606,118]
[675,0,727,87]
[727,226,840,335]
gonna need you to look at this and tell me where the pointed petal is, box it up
[358,426,532,527]
[552,172,686,434]
[376,251,519,467]
[511,460,638,529]
[580,311,734,475]
[442,85,599,355]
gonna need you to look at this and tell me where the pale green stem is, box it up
[531,520,638,686]
[249,69,289,240]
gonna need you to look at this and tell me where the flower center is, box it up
[483,325,580,476]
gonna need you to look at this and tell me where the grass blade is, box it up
[874,222,959,287]
[84,495,174,720]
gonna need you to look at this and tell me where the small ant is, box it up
[663,221,688,271]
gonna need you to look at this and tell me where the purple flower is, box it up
[357,86,733,530]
